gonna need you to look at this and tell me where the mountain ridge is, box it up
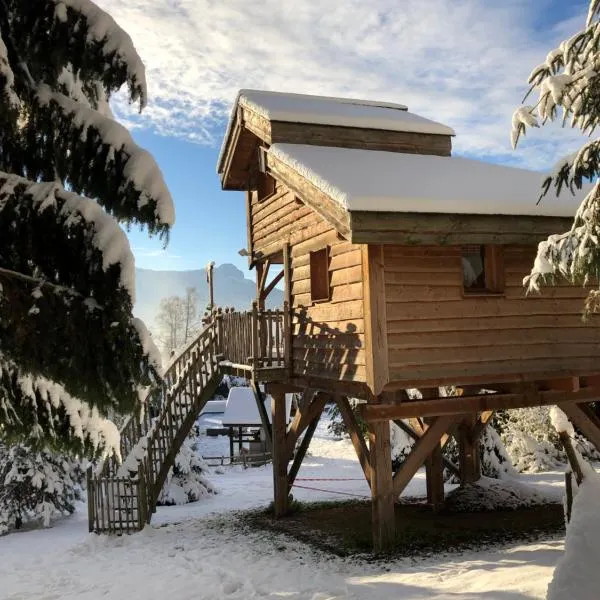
[134,262,284,328]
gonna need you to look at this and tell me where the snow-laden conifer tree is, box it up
[0,1,174,455]
[0,440,84,533]
[157,436,216,506]
[512,2,600,311]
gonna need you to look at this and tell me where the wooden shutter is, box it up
[310,247,330,303]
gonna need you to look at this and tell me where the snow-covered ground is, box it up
[1,418,569,600]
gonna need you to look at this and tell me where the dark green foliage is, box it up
[0,1,173,453]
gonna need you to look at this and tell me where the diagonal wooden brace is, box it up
[336,396,372,486]
[392,415,462,498]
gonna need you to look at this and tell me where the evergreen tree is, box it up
[0,1,174,454]
[0,440,84,533]
[157,436,216,506]
[512,2,600,311]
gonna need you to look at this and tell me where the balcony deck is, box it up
[215,304,290,382]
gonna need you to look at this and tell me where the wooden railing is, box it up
[219,302,289,370]
[87,304,290,534]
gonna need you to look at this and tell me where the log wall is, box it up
[250,182,366,382]
[384,245,600,386]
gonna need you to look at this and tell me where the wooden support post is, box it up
[458,415,481,485]
[271,391,289,517]
[565,471,573,524]
[369,420,395,552]
[424,418,444,511]
[558,430,584,485]
[420,389,444,511]
[251,380,272,452]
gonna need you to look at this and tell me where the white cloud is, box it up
[96,0,589,169]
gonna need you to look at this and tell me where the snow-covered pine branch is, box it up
[513,3,600,312]
[0,2,169,450]
[34,84,174,232]
[0,357,120,459]
[7,0,146,108]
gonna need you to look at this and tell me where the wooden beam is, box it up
[257,259,271,308]
[270,119,452,156]
[394,419,459,477]
[361,387,600,421]
[251,380,272,452]
[261,269,284,302]
[458,415,481,484]
[349,211,573,247]
[392,415,459,498]
[557,430,584,485]
[369,421,395,552]
[336,396,371,485]
[271,391,289,517]
[362,245,389,397]
[560,402,600,452]
[285,392,327,457]
[287,412,321,489]
[382,371,600,392]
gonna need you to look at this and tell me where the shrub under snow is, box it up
[0,442,84,534]
[547,461,600,600]
[157,436,216,506]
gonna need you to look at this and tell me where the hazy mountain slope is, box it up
[134,263,284,327]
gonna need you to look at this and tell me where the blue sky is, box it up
[97,0,590,273]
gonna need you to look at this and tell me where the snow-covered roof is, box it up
[237,90,455,136]
[221,387,293,426]
[269,144,587,217]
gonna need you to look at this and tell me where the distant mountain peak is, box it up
[133,263,283,327]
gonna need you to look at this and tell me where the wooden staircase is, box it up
[87,305,289,534]
[87,320,222,533]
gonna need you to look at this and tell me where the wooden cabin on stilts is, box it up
[217,89,600,552]
[86,89,600,548]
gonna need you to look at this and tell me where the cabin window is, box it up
[257,172,276,200]
[461,245,504,294]
[310,247,330,303]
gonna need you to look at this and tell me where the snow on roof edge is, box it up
[238,89,409,114]
[269,144,350,208]
[268,143,588,219]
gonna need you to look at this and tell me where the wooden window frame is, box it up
[309,246,331,303]
[461,244,504,296]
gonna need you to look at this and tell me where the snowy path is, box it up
[1,423,568,599]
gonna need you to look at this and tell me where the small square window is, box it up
[310,247,330,303]
[462,245,504,294]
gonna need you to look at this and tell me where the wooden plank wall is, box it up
[250,182,366,382]
[384,245,600,386]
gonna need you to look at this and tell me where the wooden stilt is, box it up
[458,415,481,484]
[425,418,445,511]
[271,391,289,517]
[251,380,272,452]
[420,389,445,511]
[369,420,395,552]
